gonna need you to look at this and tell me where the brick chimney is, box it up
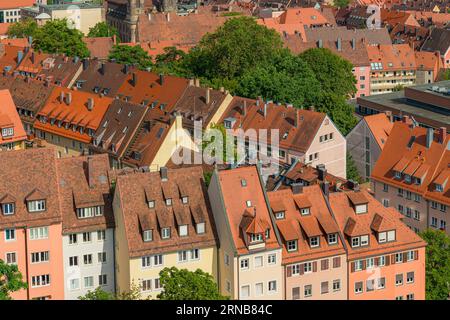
[437,127,447,144]
[65,92,72,105]
[206,88,210,104]
[87,98,94,111]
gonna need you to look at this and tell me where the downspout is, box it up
[23,226,30,300]
[112,228,117,296]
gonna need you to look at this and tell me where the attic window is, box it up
[351,237,360,248]
[404,174,411,183]
[77,206,103,218]
[300,208,310,216]
[355,204,368,214]
[378,231,387,243]
[436,184,443,192]
[196,222,205,234]
[28,200,46,213]
[2,203,14,215]
[250,233,263,243]
[287,240,297,252]
[394,171,401,179]
[246,200,252,207]
[161,227,171,239]
[148,200,155,208]
[414,177,421,185]
[275,211,285,219]
[143,230,153,242]
[182,196,188,204]
[241,179,247,187]
[1,127,14,138]
[166,198,172,206]
[179,225,188,237]
[309,236,320,248]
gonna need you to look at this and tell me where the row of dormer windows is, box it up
[76,206,104,219]
[142,222,206,242]
[286,233,338,252]
[1,200,46,215]
[148,196,189,208]
[39,116,95,136]
[394,170,422,185]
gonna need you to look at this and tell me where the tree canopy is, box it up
[158,267,228,300]
[0,260,28,300]
[333,0,351,8]
[78,283,144,300]
[88,22,120,41]
[7,18,38,39]
[109,45,153,70]
[419,229,450,300]
[33,19,90,58]
[346,152,362,183]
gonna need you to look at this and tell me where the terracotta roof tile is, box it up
[364,113,394,149]
[0,89,27,144]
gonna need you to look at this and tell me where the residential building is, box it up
[0,89,27,151]
[303,26,392,45]
[0,0,37,23]
[208,165,283,300]
[356,80,450,131]
[346,112,394,181]
[267,184,348,300]
[0,148,64,300]
[371,120,450,235]
[112,166,218,299]
[219,97,347,178]
[57,154,116,299]
[34,87,113,157]
[415,51,442,85]
[329,187,426,300]
[367,44,417,95]
[421,28,450,69]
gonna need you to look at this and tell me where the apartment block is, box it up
[371,121,450,235]
[208,166,283,300]
[112,166,218,299]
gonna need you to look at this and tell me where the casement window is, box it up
[406,294,414,300]
[378,231,387,243]
[240,259,249,270]
[407,250,414,261]
[304,285,312,297]
[97,230,106,241]
[351,237,360,248]
[31,251,49,263]
[395,274,403,286]
[321,281,329,294]
[291,264,300,275]
[287,240,298,252]
[431,217,438,227]
[333,257,341,268]
[178,250,189,262]
[83,232,91,242]
[431,201,438,209]
[395,253,403,263]
[378,256,386,266]
[161,227,171,239]
[435,184,443,192]
[360,235,369,246]
[152,255,163,266]
[355,260,363,271]
[413,210,420,221]
[395,296,403,300]
[406,207,412,217]
[190,249,200,260]
[383,183,388,192]
[69,234,77,244]
[148,200,155,208]
[98,252,107,263]
[377,277,386,289]
[382,199,389,207]
[76,206,103,218]
[2,203,14,215]
[70,279,80,291]
[245,200,252,208]
[181,196,189,204]
[354,281,363,294]
[327,233,337,245]
[31,274,50,287]
[397,204,404,214]
[387,230,396,242]
[309,236,320,248]
[321,259,329,271]
[304,262,312,273]
[366,257,374,269]
[27,200,46,212]
[292,287,300,300]
[165,198,172,206]
[143,230,153,242]
[254,256,263,268]
[254,283,263,296]
[441,220,447,230]
[440,204,447,212]
[141,279,152,292]
[84,276,94,288]
[268,280,277,293]
[405,174,411,183]
[142,256,152,268]
[355,204,367,214]
[300,208,310,215]
[366,279,375,292]
[333,280,341,292]
[5,228,16,241]
[29,227,48,240]
[69,256,78,267]
[241,179,247,187]
[275,211,285,219]
[179,225,188,237]
[414,194,421,202]
[83,254,93,265]
[99,274,107,286]
[240,285,250,298]
[196,222,205,234]
[250,233,263,243]
[2,127,14,137]
[406,272,414,283]
[6,252,17,265]
[397,188,404,196]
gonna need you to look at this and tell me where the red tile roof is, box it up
[367,43,416,71]
[0,89,27,145]
[0,0,35,10]
[363,113,394,149]
[82,37,116,60]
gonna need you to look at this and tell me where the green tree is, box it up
[392,84,404,92]
[154,46,187,75]
[315,93,357,135]
[202,123,237,164]
[419,229,450,300]
[346,152,361,183]
[33,19,90,58]
[439,69,450,81]
[158,267,228,300]
[0,260,28,300]
[299,48,357,98]
[109,45,153,70]
[88,22,120,41]
[78,287,115,300]
[7,18,38,39]
[333,0,351,8]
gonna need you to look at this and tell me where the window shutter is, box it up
[335,257,341,268]
[375,257,379,266]
[402,252,408,262]
[313,261,317,272]
[414,250,419,260]
[362,259,366,270]
[325,259,329,270]
[385,255,390,265]
[391,254,396,263]
[287,266,292,277]
[351,261,355,272]
[300,263,304,275]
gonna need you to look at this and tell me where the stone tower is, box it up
[126,0,145,43]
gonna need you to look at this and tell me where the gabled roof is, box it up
[421,28,450,56]
[367,43,416,71]
[363,113,394,149]
[0,89,27,144]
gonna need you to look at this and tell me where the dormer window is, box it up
[436,184,443,192]
[286,240,297,252]
[265,229,270,239]
[2,203,14,215]
[246,200,252,207]
[328,233,337,245]
[414,177,421,185]
[275,211,285,219]
[181,196,188,204]
[394,171,401,179]
[404,174,411,183]
[148,200,155,208]
[351,237,360,248]
[300,208,310,216]
[27,200,46,213]
[241,179,247,187]
[165,198,172,206]
[76,206,103,218]
[309,236,320,248]
[196,222,205,234]
[378,231,387,243]
[355,204,368,214]
[1,127,14,138]
[360,235,369,246]
[250,233,263,243]
[143,230,153,242]
[179,225,188,237]
[161,227,171,239]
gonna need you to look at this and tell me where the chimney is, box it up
[317,164,327,181]
[100,63,105,75]
[291,183,303,194]
[384,110,393,122]
[65,92,72,105]
[322,181,330,197]
[160,167,168,181]
[220,86,225,93]
[82,58,89,71]
[206,88,210,104]
[351,38,356,50]
[426,127,434,148]
[17,51,24,64]
[189,78,194,86]
[337,37,342,51]
[243,100,247,116]
[132,72,137,87]
[124,64,129,74]
[59,91,65,103]
[263,103,267,119]
[87,156,95,188]
[159,73,164,85]
[295,108,299,128]
[87,98,94,111]
[167,13,170,22]
[318,39,323,48]
[194,78,200,87]
[437,127,447,144]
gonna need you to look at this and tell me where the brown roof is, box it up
[421,28,450,56]
[83,37,116,60]
[56,154,115,234]
[283,162,347,187]
[0,148,62,229]
[367,43,417,71]
[304,26,392,45]
[114,166,217,257]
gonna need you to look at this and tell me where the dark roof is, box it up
[304,26,392,45]
[91,99,149,159]
[56,154,115,234]
[421,28,450,55]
